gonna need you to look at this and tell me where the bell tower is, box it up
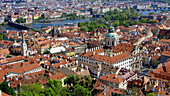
[97,63,102,78]
[21,30,27,56]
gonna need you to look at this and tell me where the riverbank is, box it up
[2,9,167,31]
[33,17,67,23]
[26,18,100,30]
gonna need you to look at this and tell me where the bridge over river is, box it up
[8,21,42,32]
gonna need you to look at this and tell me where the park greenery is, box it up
[32,28,41,33]
[78,9,156,32]
[62,13,86,20]
[17,75,93,96]
[146,93,157,96]
[16,17,26,23]
[0,82,16,96]
[161,10,169,13]
[0,33,3,41]
[148,12,155,15]
[0,33,6,41]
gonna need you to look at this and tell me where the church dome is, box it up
[106,25,118,38]
[106,32,119,38]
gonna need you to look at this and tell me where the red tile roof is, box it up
[161,50,170,57]
[99,74,123,84]
[148,60,170,81]
[1,91,10,96]
[83,51,131,64]
[50,73,66,80]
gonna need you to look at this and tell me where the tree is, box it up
[142,29,146,32]
[104,15,110,21]
[140,18,147,23]
[16,17,25,23]
[0,82,16,96]
[45,79,67,96]
[113,20,120,27]
[20,83,44,94]
[148,12,155,15]
[43,88,56,96]
[69,28,73,32]
[72,84,91,96]
[78,22,83,27]
[160,11,168,13]
[0,35,3,41]
[64,75,81,87]
[80,26,88,32]
[84,75,92,87]
[147,20,156,23]
[18,92,39,96]
[146,93,157,96]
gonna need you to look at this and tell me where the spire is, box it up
[22,32,25,43]
[52,24,56,37]
[21,30,27,56]
[21,30,27,44]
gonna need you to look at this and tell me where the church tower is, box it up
[97,63,102,78]
[52,24,56,37]
[105,25,119,47]
[21,30,27,56]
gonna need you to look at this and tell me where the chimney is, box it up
[81,64,84,67]
[93,52,96,55]
[97,63,102,71]
[110,54,113,57]
[86,49,88,53]
[145,85,147,90]
[0,90,2,96]
[85,65,88,70]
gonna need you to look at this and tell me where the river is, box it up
[27,18,99,30]
[1,9,169,31]
[138,8,169,16]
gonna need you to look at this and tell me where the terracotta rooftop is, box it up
[159,39,170,43]
[148,60,170,81]
[112,43,136,54]
[111,88,125,95]
[161,50,170,57]
[99,74,123,84]
[50,73,66,80]
[88,52,131,64]
[1,91,10,96]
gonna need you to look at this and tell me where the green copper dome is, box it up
[106,32,118,38]
[106,25,118,38]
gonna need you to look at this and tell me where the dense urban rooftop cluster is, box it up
[0,0,169,96]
